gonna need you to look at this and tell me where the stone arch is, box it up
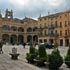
[27,27,32,32]
[18,27,24,32]
[33,35,38,43]
[2,34,9,43]
[18,35,24,44]
[10,35,17,44]
[27,35,32,43]
[33,27,38,31]
[2,25,10,30]
[11,26,17,31]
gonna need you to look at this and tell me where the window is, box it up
[50,31,54,36]
[65,21,68,27]
[44,39,47,43]
[44,23,47,28]
[51,18,53,20]
[65,39,69,46]
[60,31,62,36]
[40,24,42,28]
[18,27,24,32]
[60,16,61,18]
[56,17,57,19]
[27,27,32,32]
[65,14,67,17]
[44,30,47,35]
[55,30,57,33]
[55,21,58,27]
[39,39,42,43]
[60,22,62,27]
[33,27,38,31]
[2,25,10,30]
[65,30,68,35]
[11,26,17,31]
[60,39,63,46]
[44,18,46,20]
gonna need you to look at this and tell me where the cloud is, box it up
[0,0,69,19]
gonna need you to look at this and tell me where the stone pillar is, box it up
[63,38,65,47]
[24,34,27,43]
[9,35,10,43]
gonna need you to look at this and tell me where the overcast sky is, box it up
[0,0,70,19]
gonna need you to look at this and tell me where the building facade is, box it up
[38,10,70,47]
[0,9,70,47]
[0,9,38,44]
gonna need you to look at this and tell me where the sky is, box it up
[0,0,70,19]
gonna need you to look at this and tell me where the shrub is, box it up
[64,47,70,68]
[54,41,58,48]
[35,44,47,66]
[29,44,35,54]
[26,44,37,63]
[38,44,47,62]
[52,48,60,56]
[48,49,63,70]
[67,47,70,55]
[65,55,70,68]
[26,53,36,63]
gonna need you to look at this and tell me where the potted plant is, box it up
[48,49,63,70]
[36,44,47,66]
[65,47,70,68]
[26,44,37,63]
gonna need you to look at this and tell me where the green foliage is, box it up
[38,44,47,61]
[52,48,60,56]
[26,53,36,63]
[29,44,35,54]
[26,44,38,63]
[48,49,63,70]
[64,47,70,68]
[65,55,70,68]
[67,48,70,55]
[54,41,58,48]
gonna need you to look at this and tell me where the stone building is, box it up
[0,9,38,44]
[38,10,70,47]
[0,9,70,47]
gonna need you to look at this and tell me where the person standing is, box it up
[0,40,3,54]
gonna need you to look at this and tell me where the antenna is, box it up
[39,13,41,17]
[48,11,50,16]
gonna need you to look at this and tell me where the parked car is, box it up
[44,42,54,49]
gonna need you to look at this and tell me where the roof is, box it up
[38,9,70,19]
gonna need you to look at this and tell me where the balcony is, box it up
[48,33,55,37]
[64,33,70,38]
[38,33,48,37]
[48,33,59,37]
[48,25,55,29]
[54,33,59,37]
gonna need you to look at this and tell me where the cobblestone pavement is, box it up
[0,44,70,70]
[0,45,42,70]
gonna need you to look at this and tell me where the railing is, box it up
[48,25,55,29]
[38,33,48,37]
[48,33,59,37]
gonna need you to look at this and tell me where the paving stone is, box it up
[0,45,69,70]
